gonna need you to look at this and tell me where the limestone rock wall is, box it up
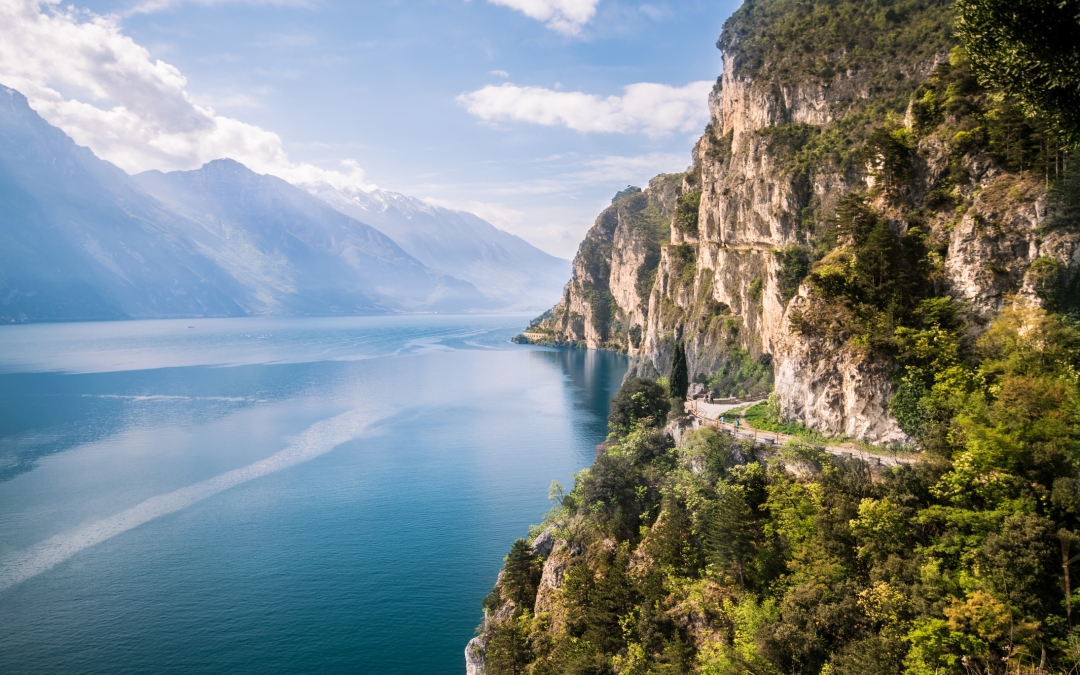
[533,177,683,353]
[531,46,1079,444]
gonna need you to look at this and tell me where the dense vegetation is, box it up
[720,0,955,101]
[483,2,1080,672]
[954,0,1080,140]
[481,304,1080,675]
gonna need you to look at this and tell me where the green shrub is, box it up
[608,377,671,435]
[956,0,1080,139]
[748,276,764,303]
[672,190,701,237]
[775,246,811,303]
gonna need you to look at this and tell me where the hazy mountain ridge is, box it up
[0,86,249,323]
[0,84,566,323]
[133,161,491,315]
[303,183,570,311]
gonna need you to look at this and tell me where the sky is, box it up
[0,0,741,257]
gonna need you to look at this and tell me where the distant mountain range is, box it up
[303,184,570,311]
[0,85,569,324]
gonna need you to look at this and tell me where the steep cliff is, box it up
[528,0,1079,443]
[530,178,684,351]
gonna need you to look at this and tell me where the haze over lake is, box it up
[0,316,627,675]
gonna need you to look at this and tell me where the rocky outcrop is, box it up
[465,635,486,675]
[465,530,584,674]
[465,596,517,675]
[946,175,1075,324]
[534,539,580,616]
[774,320,907,442]
[530,178,684,352]
[530,525,557,559]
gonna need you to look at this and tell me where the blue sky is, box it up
[0,0,741,256]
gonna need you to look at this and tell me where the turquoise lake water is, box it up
[0,315,627,674]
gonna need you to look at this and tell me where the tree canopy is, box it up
[608,376,671,435]
[955,0,1080,139]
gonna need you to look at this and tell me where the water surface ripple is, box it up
[0,315,627,675]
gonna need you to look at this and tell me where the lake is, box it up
[0,315,627,674]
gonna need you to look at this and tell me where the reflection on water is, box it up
[0,316,626,675]
[529,347,628,448]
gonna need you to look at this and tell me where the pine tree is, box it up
[501,539,538,608]
[669,341,689,401]
[702,484,756,586]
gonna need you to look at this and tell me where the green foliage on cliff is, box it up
[481,304,1080,675]
[720,0,955,95]
[1029,256,1080,320]
[774,246,811,303]
[668,245,697,288]
[792,193,934,351]
[608,377,671,436]
[910,48,1071,181]
[954,0,1080,141]
[673,190,702,239]
[792,47,1075,362]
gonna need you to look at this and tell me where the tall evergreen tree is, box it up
[485,618,530,675]
[501,539,539,609]
[669,341,689,402]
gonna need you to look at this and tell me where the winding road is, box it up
[686,399,918,467]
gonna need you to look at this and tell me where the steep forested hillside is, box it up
[476,304,1080,675]
[479,0,1080,673]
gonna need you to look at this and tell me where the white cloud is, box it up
[457,80,712,137]
[0,0,374,190]
[486,0,600,35]
[488,69,510,78]
[639,3,670,21]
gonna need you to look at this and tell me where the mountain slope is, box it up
[303,183,570,311]
[0,83,494,322]
[0,85,248,323]
[133,161,491,315]
[477,2,1080,674]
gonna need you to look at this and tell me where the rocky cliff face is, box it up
[529,3,1079,443]
[533,178,683,352]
